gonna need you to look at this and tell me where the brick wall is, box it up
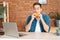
[42,0,58,13]
[5,0,37,31]
[0,0,59,31]
[58,0,60,12]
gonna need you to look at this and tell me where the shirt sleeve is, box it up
[26,16,32,25]
[24,16,31,31]
[43,14,50,32]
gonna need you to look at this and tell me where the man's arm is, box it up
[25,14,36,32]
[41,14,50,32]
[25,19,34,32]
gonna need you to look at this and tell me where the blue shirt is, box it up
[26,14,50,32]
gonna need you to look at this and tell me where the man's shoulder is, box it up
[28,15,32,18]
[27,15,32,19]
[42,14,49,18]
[42,13,50,20]
[42,14,48,16]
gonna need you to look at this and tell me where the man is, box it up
[25,3,50,32]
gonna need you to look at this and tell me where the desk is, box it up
[0,32,60,40]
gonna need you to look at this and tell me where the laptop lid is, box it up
[2,22,19,38]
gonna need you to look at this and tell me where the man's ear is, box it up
[41,8,42,12]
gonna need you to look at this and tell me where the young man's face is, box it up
[33,5,42,13]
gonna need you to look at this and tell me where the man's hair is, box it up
[33,3,42,7]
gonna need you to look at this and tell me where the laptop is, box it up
[2,22,26,38]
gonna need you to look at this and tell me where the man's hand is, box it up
[36,14,42,21]
[31,14,36,20]
[40,14,43,20]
